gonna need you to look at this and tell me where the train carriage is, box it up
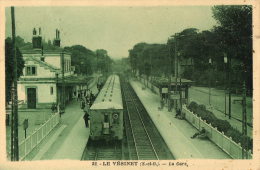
[89,75,123,141]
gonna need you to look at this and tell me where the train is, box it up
[89,74,124,141]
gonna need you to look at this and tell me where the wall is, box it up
[44,55,61,69]
[21,60,56,78]
[17,82,57,109]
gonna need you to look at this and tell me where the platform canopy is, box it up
[151,76,194,88]
[57,75,93,85]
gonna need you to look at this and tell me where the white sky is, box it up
[5,6,217,59]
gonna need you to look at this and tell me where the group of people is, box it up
[51,102,64,117]
[78,89,96,128]
[97,81,104,92]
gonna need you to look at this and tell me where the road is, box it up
[189,86,252,137]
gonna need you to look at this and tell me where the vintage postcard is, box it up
[0,0,259,169]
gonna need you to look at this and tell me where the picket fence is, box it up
[8,113,60,160]
[182,105,252,159]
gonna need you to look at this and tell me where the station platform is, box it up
[130,80,231,159]
[31,76,99,160]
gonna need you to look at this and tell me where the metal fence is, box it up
[183,105,252,159]
[8,113,60,161]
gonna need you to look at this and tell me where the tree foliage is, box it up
[5,38,25,103]
[128,5,252,93]
[64,46,113,76]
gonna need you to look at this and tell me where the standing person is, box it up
[77,90,81,101]
[57,103,64,117]
[90,90,95,106]
[84,89,87,97]
[83,112,89,128]
[97,82,101,92]
[83,102,90,128]
[51,103,56,113]
[80,99,85,109]
[175,109,182,119]
[73,91,76,99]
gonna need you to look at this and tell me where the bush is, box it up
[241,135,253,151]
[225,128,241,143]
[187,101,198,113]
[187,101,252,150]
[204,111,218,124]
[211,119,231,133]
[198,104,206,111]
[225,128,253,151]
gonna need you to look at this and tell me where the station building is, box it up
[17,28,75,109]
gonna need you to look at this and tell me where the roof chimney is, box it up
[53,29,61,47]
[32,27,42,49]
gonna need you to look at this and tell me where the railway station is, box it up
[5,5,254,165]
[23,74,245,160]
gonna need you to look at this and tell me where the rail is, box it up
[82,140,122,160]
[122,82,159,160]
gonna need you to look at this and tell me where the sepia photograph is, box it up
[0,1,259,169]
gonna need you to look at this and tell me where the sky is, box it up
[5,6,217,59]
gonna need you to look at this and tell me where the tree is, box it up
[5,38,25,104]
[96,49,113,74]
[64,45,96,75]
[212,5,252,91]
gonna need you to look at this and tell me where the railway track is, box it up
[121,78,174,160]
[82,140,122,160]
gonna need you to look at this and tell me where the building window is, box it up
[104,114,109,123]
[50,87,53,95]
[26,66,37,76]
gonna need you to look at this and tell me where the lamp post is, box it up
[174,33,178,111]
[179,64,182,113]
[241,81,248,159]
[61,51,65,113]
[241,56,248,159]
[150,53,152,82]
[228,55,232,119]
[224,53,228,116]
[208,58,212,106]
[167,38,172,111]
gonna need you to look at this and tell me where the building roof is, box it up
[57,75,93,85]
[24,56,60,72]
[20,44,70,55]
[151,76,194,87]
[90,75,123,110]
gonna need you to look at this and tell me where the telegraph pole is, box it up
[241,81,248,159]
[224,53,228,116]
[174,34,178,93]
[167,38,172,111]
[174,34,178,110]
[61,51,65,112]
[179,76,182,113]
[228,56,232,119]
[208,58,212,106]
[10,6,19,161]
[241,56,248,159]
